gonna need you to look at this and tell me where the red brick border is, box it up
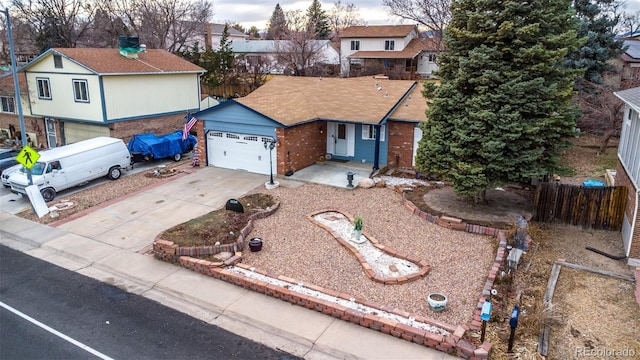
[150,193,508,359]
[307,209,430,284]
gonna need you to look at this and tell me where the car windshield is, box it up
[28,162,45,175]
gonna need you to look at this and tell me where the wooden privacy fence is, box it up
[533,183,628,231]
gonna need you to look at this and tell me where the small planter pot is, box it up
[427,293,448,312]
[248,237,263,252]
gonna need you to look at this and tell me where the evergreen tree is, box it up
[211,25,236,98]
[267,3,287,40]
[415,0,585,202]
[306,0,330,39]
[567,0,625,91]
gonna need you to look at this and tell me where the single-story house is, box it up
[614,86,640,266]
[191,76,428,176]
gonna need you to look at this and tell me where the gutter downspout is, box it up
[373,125,381,171]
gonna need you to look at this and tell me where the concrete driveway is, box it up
[54,167,267,251]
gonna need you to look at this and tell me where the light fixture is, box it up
[377,86,382,91]
[263,138,276,185]
[384,92,389,97]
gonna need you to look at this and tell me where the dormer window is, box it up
[53,54,63,68]
[385,40,395,51]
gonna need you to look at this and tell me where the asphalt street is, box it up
[0,245,302,360]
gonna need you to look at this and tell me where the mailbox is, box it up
[510,306,520,328]
[481,300,492,322]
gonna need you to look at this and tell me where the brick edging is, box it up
[307,208,430,284]
[401,193,509,327]
[153,202,280,262]
[152,197,494,358]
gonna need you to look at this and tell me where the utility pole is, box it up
[2,7,32,185]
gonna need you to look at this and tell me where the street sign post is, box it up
[16,145,40,169]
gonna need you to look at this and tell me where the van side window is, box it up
[47,161,61,173]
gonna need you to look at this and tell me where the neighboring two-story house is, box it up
[206,23,248,50]
[18,40,205,146]
[0,72,43,147]
[614,86,640,266]
[339,25,440,79]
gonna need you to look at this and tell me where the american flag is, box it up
[183,116,198,140]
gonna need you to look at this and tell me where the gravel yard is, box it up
[241,183,495,327]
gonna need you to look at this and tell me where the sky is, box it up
[214,0,640,32]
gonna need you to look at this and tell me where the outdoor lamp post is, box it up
[263,138,276,185]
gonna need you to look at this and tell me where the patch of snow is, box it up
[313,211,420,278]
[229,266,450,336]
[375,175,430,187]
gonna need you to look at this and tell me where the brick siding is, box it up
[109,113,187,144]
[387,121,416,168]
[278,122,326,175]
[0,114,49,147]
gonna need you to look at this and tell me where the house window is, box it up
[72,79,89,102]
[385,40,395,51]
[428,54,437,62]
[53,54,63,68]
[350,40,360,51]
[36,78,52,99]
[362,125,386,141]
[0,96,15,113]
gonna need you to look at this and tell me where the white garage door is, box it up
[64,122,110,144]
[207,131,277,175]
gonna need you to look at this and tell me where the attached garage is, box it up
[63,122,110,144]
[207,131,277,175]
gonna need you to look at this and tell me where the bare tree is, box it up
[577,78,640,152]
[10,0,96,51]
[382,0,450,50]
[618,10,640,36]
[0,14,38,63]
[326,0,364,41]
[235,54,275,92]
[273,10,330,76]
[97,0,213,52]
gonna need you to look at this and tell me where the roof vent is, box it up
[119,36,142,59]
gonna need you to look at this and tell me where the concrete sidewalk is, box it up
[0,166,457,360]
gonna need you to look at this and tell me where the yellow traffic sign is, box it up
[16,145,40,169]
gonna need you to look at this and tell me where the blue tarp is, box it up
[128,130,197,160]
[583,179,605,187]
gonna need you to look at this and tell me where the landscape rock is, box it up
[358,178,375,188]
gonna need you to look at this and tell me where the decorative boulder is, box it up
[357,178,375,189]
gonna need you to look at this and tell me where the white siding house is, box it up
[338,25,440,79]
[231,40,340,75]
[20,45,204,145]
[614,86,640,266]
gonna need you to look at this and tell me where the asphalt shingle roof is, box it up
[615,86,640,112]
[235,76,428,126]
[339,25,417,38]
[29,48,205,75]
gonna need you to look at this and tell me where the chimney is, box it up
[118,36,141,58]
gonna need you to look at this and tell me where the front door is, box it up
[335,123,347,155]
[45,118,57,148]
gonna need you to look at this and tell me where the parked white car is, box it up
[2,163,22,187]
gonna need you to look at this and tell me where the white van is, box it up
[9,137,132,202]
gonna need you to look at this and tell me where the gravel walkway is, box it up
[242,183,495,327]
